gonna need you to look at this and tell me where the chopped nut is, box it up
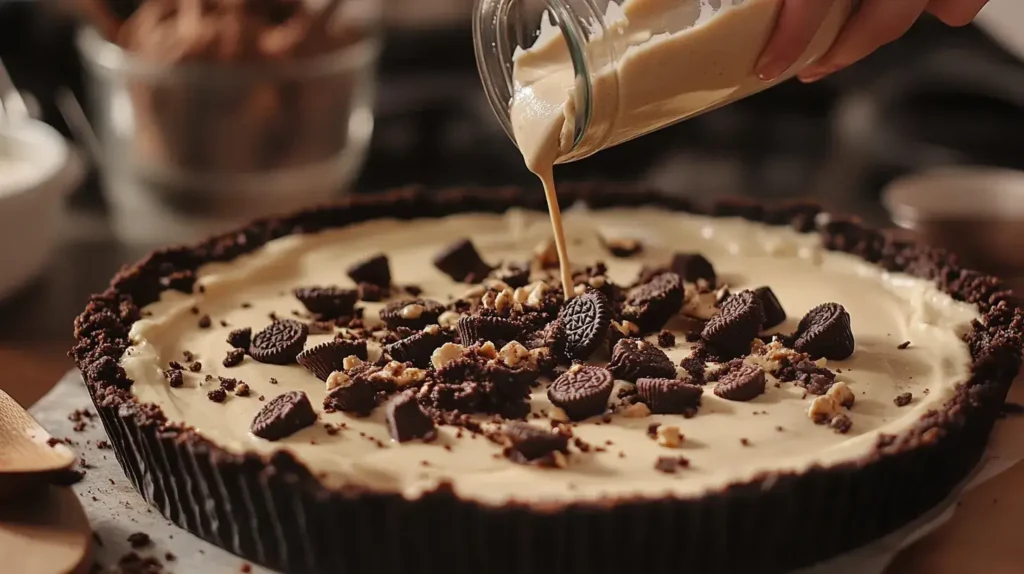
[656,425,683,448]
[438,311,461,328]
[814,357,828,368]
[372,361,426,387]
[423,324,441,335]
[525,281,548,308]
[623,402,652,418]
[494,289,515,313]
[326,371,351,391]
[826,381,855,408]
[808,395,840,424]
[588,275,607,289]
[431,343,465,369]
[234,382,250,396]
[342,355,364,371]
[529,347,551,366]
[682,283,721,320]
[612,320,640,337]
[573,283,587,296]
[568,363,584,374]
[478,341,498,359]
[498,341,532,369]
[400,304,425,320]
[512,286,531,305]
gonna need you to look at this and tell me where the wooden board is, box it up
[0,389,76,477]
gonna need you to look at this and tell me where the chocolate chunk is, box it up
[433,238,492,283]
[793,303,855,360]
[357,282,384,302]
[713,364,767,402]
[894,392,913,407]
[604,237,643,258]
[347,254,391,287]
[636,378,703,415]
[654,456,690,474]
[249,320,308,365]
[385,329,450,368]
[379,299,445,330]
[622,272,684,332]
[223,348,245,368]
[753,286,786,329]
[490,262,530,288]
[830,413,853,434]
[560,288,612,361]
[385,391,436,442]
[657,330,676,348]
[701,290,765,358]
[502,422,570,464]
[670,253,716,285]
[898,341,911,350]
[324,377,377,416]
[127,532,151,549]
[226,327,252,350]
[457,315,523,346]
[293,286,358,318]
[608,338,677,382]
[250,391,317,441]
[547,365,615,421]
[297,339,369,380]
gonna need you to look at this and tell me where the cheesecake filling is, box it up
[121,208,978,505]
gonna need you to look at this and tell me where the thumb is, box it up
[756,0,835,81]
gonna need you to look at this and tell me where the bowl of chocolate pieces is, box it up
[75,0,382,243]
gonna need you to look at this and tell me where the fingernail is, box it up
[798,73,826,83]
[756,57,789,82]
[798,66,829,83]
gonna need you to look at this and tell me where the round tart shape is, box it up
[72,186,1022,574]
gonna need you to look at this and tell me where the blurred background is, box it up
[2,0,1024,404]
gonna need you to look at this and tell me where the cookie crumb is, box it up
[894,392,913,407]
[207,388,227,403]
[830,413,853,434]
[655,425,682,448]
[657,330,676,348]
[897,341,911,350]
[223,348,245,367]
[127,532,152,549]
[198,315,212,329]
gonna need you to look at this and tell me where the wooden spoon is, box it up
[0,485,93,574]
[0,389,76,496]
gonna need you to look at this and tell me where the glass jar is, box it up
[474,0,853,165]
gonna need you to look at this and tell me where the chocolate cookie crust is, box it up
[71,185,1023,574]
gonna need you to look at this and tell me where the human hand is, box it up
[755,0,990,82]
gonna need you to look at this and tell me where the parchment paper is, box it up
[29,370,1023,574]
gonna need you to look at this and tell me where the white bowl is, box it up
[0,120,83,301]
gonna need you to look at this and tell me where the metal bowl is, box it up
[883,167,1024,276]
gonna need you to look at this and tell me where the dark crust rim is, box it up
[70,184,1023,572]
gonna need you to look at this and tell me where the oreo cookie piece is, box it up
[385,390,436,443]
[670,253,717,285]
[547,365,615,421]
[701,290,765,359]
[250,320,309,365]
[323,375,376,416]
[636,378,704,415]
[385,329,450,368]
[433,238,492,283]
[250,391,317,441]
[226,327,251,350]
[754,286,787,329]
[793,303,855,360]
[608,338,677,382]
[559,288,612,360]
[713,364,767,402]
[347,254,391,288]
[297,339,369,381]
[490,262,530,288]
[503,422,570,464]
[379,299,445,330]
[457,315,523,346]
[622,272,684,332]
[293,286,358,319]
